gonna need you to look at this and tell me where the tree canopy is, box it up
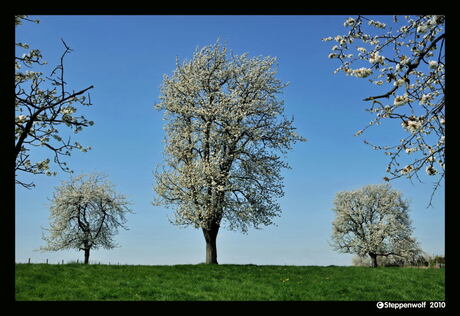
[41,174,133,264]
[331,183,421,267]
[153,41,305,263]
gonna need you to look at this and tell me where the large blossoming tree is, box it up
[331,183,422,267]
[324,15,445,206]
[153,41,305,264]
[41,174,133,264]
[15,15,94,188]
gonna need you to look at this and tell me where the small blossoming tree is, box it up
[15,16,94,188]
[153,41,305,264]
[324,15,445,206]
[41,174,133,264]
[331,184,422,267]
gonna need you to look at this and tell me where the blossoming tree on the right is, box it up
[331,184,422,268]
[324,15,445,206]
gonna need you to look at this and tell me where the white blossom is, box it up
[399,55,410,65]
[368,20,386,28]
[401,117,423,133]
[60,106,76,115]
[352,67,373,78]
[369,51,385,64]
[401,165,413,175]
[344,17,356,27]
[394,78,406,87]
[334,35,347,46]
[16,115,27,123]
[417,24,428,33]
[419,94,431,105]
[429,60,438,69]
[394,94,411,106]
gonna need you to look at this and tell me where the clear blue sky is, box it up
[15,15,445,266]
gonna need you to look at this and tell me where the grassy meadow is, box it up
[15,264,444,301]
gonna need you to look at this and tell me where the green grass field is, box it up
[15,264,445,301]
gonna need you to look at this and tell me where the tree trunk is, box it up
[84,248,90,264]
[369,253,378,267]
[202,225,219,264]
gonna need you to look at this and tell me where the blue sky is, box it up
[15,15,445,266]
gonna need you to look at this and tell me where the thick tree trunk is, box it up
[369,253,378,267]
[84,248,90,264]
[202,226,219,264]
